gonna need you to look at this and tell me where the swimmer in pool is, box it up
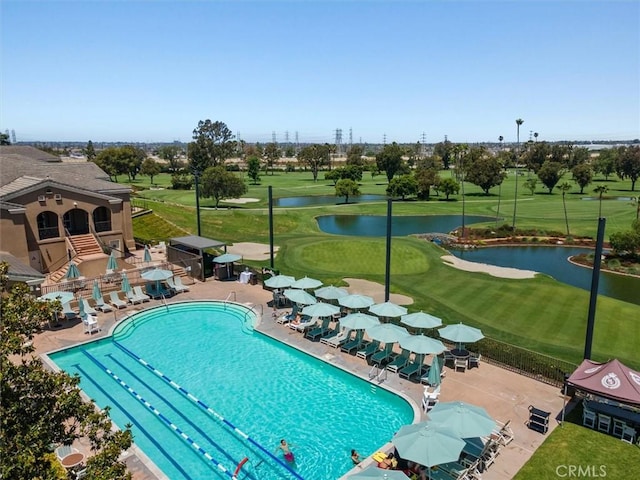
[276,439,295,462]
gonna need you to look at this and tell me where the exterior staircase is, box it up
[68,234,103,258]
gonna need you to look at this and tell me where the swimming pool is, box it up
[48,301,415,479]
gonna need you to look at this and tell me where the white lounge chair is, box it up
[166,277,188,294]
[126,290,144,305]
[94,296,112,312]
[83,315,99,334]
[289,317,317,333]
[320,327,351,348]
[109,291,127,309]
[173,276,190,292]
[81,298,98,316]
[133,286,151,302]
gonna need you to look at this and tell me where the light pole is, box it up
[496,135,504,227]
[193,170,202,237]
[513,118,524,230]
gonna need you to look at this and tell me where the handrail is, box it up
[161,294,169,312]
[224,292,237,306]
[112,341,305,480]
[82,350,235,478]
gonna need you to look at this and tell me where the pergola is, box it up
[168,235,227,280]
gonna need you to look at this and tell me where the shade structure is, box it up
[340,312,380,330]
[92,279,102,301]
[399,334,447,355]
[301,302,340,318]
[438,323,484,349]
[143,245,152,263]
[314,285,349,300]
[65,262,81,280]
[106,251,118,271]
[427,355,442,386]
[366,323,410,344]
[213,253,242,264]
[283,288,317,306]
[348,465,410,479]
[120,272,132,293]
[141,268,173,282]
[291,276,323,290]
[401,311,443,330]
[339,294,375,310]
[264,275,296,289]
[369,301,408,319]
[39,291,75,304]
[392,421,465,468]
[428,401,496,439]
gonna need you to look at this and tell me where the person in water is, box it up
[277,439,295,462]
[351,449,361,465]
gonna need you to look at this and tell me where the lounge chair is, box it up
[145,282,173,299]
[94,296,112,312]
[126,290,144,305]
[61,302,78,320]
[81,298,98,316]
[305,317,331,340]
[399,359,425,380]
[174,276,190,292]
[133,286,151,302]
[341,330,365,354]
[289,316,317,333]
[82,315,100,334]
[167,277,188,294]
[277,305,298,324]
[356,340,381,360]
[109,291,127,309]
[386,349,411,373]
[321,327,352,348]
[371,343,395,365]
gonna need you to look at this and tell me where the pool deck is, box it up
[33,276,565,480]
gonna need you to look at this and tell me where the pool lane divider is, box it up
[81,350,235,479]
[113,340,305,480]
[71,363,194,480]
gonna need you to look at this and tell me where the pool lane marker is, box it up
[81,350,235,478]
[113,340,305,480]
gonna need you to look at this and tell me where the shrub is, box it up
[171,173,193,190]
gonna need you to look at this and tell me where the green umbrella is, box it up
[428,401,496,439]
[143,245,152,263]
[301,302,340,318]
[340,312,380,330]
[291,276,323,290]
[427,355,442,386]
[120,272,131,293]
[366,323,410,344]
[369,301,408,319]
[438,323,484,350]
[78,295,86,318]
[283,288,317,305]
[39,291,75,304]
[392,421,465,468]
[65,262,81,279]
[264,275,296,289]
[338,294,375,310]
[401,311,443,331]
[399,334,447,355]
[314,285,349,300]
[92,279,102,301]
[106,251,118,271]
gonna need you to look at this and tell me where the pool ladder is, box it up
[368,365,387,384]
[160,294,169,312]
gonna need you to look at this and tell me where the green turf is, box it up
[130,170,640,369]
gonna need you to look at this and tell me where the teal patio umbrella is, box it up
[264,275,296,289]
[78,295,86,318]
[92,279,102,301]
[365,323,410,344]
[339,294,375,310]
[283,288,317,306]
[120,272,131,293]
[141,268,173,292]
[314,285,349,300]
[39,291,75,304]
[213,253,242,278]
[340,312,380,331]
[349,465,410,479]
[399,334,447,373]
[143,245,152,263]
[438,323,484,350]
[428,401,496,439]
[291,276,323,290]
[392,421,465,469]
[401,311,443,332]
[427,355,442,386]
[301,302,340,318]
[65,262,81,280]
[106,251,118,271]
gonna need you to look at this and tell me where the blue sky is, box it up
[2,0,639,144]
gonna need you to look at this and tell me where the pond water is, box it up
[452,246,640,306]
[274,194,386,207]
[316,214,494,237]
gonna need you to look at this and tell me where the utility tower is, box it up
[295,131,299,151]
[349,128,353,147]
[11,130,16,143]
[421,132,427,156]
[272,131,277,144]
[334,128,342,155]
[285,131,289,144]
[383,133,387,145]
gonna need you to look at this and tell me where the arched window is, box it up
[37,211,60,240]
[93,206,112,232]
[63,208,89,235]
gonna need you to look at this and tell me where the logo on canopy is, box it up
[585,366,603,374]
[601,373,621,390]
[630,372,640,386]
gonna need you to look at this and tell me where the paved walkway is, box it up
[34,276,565,480]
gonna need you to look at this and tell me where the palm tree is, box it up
[513,118,524,230]
[594,185,609,218]
[558,182,572,235]
[534,132,539,142]
[496,136,504,227]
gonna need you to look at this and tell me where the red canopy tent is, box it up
[567,359,640,406]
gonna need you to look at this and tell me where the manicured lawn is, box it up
[130,171,640,368]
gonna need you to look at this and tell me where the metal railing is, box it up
[38,226,60,240]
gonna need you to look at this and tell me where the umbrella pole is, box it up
[561,377,568,426]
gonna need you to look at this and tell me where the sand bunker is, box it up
[343,278,414,305]
[223,197,260,204]
[441,255,537,279]
[227,242,277,261]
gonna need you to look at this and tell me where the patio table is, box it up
[60,452,85,469]
[451,349,470,359]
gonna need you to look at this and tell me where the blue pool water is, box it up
[49,302,414,480]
